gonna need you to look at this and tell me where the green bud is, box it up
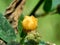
[24,31,41,45]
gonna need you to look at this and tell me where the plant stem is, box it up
[30,0,44,16]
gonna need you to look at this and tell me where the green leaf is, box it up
[20,30,27,38]
[18,14,27,44]
[18,14,27,38]
[20,38,25,45]
[37,14,60,45]
[17,14,24,42]
[43,0,52,12]
[18,14,24,36]
[22,0,39,15]
[0,13,16,42]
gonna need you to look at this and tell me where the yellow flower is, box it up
[22,15,38,32]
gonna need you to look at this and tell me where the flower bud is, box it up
[22,16,38,32]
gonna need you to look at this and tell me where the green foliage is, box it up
[18,14,27,44]
[18,14,27,38]
[20,30,27,38]
[0,13,16,42]
[18,14,24,35]
[43,0,52,12]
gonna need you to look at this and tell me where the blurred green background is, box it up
[0,0,12,13]
[0,0,60,45]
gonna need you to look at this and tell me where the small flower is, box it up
[22,16,38,32]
